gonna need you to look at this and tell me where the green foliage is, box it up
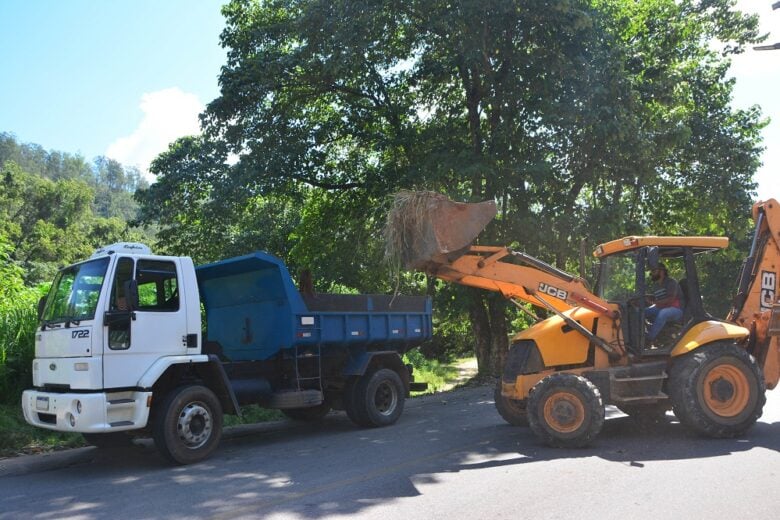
[0,159,148,285]
[224,405,285,426]
[0,234,43,404]
[133,0,768,372]
[402,350,460,394]
[0,404,84,457]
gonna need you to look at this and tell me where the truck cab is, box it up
[22,243,200,435]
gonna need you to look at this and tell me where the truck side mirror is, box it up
[123,280,140,311]
[37,296,47,320]
[647,247,660,270]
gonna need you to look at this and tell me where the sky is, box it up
[0,0,777,201]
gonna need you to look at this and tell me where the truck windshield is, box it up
[599,253,638,301]
[42,257,111,324]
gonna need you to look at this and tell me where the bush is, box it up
[0,298,39,405]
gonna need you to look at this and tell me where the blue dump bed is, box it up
[195,252,433,361]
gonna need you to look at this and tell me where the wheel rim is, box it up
[177,401,212,449]
[702,364,750,418]
[374,381,398,416]
[543,391,585,433]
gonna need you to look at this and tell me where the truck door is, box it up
[103,256,188,388]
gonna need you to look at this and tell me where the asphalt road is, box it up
[3,384,780,520]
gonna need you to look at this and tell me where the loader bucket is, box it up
[384,191,497,270]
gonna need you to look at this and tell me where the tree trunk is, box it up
[488,296,509,377]
[468,291,492,375]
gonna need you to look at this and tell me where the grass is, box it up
[0,355,478,458]
[0,404,84,458]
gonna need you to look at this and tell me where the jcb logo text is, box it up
[539,283,568,300]
[761,271,776,311]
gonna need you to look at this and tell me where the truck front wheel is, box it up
[153,385,223,465]
[347,368,405,428]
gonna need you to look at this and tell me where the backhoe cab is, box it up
[386,193,779,448]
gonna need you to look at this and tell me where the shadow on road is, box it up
[5,388,780,519]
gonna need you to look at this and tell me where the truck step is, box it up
[109,421,134,427]
[107,398,135,404]
[269,390,323,409]
[106,398,136,410]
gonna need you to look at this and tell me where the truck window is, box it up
[42,257,110,324]
[110,257,134,310]
[108,257,134,350]
[136,260,179,312]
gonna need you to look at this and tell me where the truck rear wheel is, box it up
[347,368,405,428]
[494,380,528,426]
[153,385,223,465]
[528,373,604,448]
[669,342,765,438]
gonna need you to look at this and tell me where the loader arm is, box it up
[727,198,780,388]
[428,246,615,317]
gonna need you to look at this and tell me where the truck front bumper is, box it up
[21,389,153,433]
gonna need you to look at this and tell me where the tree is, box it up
[138,0,765,375]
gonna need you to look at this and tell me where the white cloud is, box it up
[106,87,204,182]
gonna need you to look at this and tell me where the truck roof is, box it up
[593,236,729,258]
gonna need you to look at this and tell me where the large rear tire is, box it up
[348,368,405,428]
[153,385,223,465]
[669,342,765,438]
[528,373,604,448]
[494,380,528,426]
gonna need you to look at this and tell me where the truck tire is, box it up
[528,373,604,448]
[82,432,134,449]
[282,402,331,422]
[153,385,223,465]
[343,377,370,426]
[669,342,765,438]
[349,368,405,428]
[494,380,528,426]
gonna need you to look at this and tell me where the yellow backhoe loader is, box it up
[387,193,780,447]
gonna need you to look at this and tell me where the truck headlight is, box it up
[74,362,89,371]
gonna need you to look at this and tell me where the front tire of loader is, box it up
[669,342,765,438]
[494,380,528,427]
[153,385,223,465]
[528,373,604,448]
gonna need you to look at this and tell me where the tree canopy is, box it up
[0,134,151,284]
[137,0,766,374]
